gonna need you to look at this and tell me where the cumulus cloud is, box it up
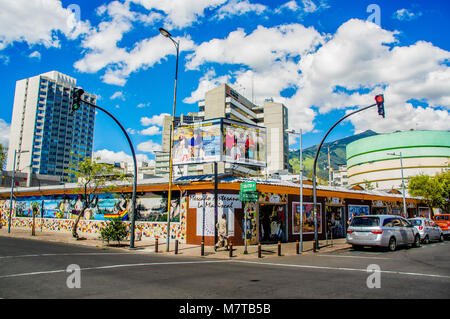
[137,140,161,153]
[183,69,231,104]
[393,8,422,21]
[140,113,170,127]
[0,0,90,51]
[140,126,161,136]
[215,0,267,20]
[93,149,153,165]
[28,51,41,59]
[110,91,125,100]
[0,118,10,146]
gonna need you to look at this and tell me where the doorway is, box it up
[259,204,286,243]
[326,206,346,239]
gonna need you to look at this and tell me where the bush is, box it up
[100,218,128,246]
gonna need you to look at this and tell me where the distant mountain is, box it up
[289,130,378,180]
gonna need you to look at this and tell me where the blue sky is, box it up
[0,0,449,165]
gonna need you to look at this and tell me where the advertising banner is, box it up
[173,118,266,167]
[292,202,322,235]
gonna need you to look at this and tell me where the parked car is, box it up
[347,215,421,251]
[408,218,444,243]
[433,214,450,238]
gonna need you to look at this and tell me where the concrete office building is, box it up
[6,71,96,182]
[346,130,450,190]
[159,84,289,177]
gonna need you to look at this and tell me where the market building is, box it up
[0,175,432,246]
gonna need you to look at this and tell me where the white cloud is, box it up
[0,0,90,51]
[140,126,161,136]
[140,113,170,127]
[93,149,153,165]
[393,8,422,21]
[0,118,10,146]
[137,140,161,153]
[215,0,267,20]
[110,91,125,100]
[275,1,300,13]
[137,102,151,108]
[183,69,230,104]
[28,51,41,59]
[131,0,226,29]
[126,128,137,135]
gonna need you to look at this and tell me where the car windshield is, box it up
[409,219,422,226]
[351,217,380,227]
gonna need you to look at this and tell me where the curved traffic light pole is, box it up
[73,97,138,249]
[312,101,379,252]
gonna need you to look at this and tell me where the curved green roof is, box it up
[346,130,450,165]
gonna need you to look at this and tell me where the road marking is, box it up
[317,254,391,260]
[231,260,450,280]
[0,260,231,279]
[0,252,138,259]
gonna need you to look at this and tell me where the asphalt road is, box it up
[0,236,449,300]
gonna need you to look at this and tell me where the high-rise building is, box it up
[6,71,96,181]
[159,83,289,177]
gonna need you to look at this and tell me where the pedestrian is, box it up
[215,213,228,251]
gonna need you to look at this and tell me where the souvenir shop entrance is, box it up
[259,203,287,243]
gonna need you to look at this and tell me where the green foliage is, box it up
[0,143,6,169]
[66,154,129,239]
[100,218,128,245]
[408,170,450,212]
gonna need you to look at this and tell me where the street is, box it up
[0,236,449,299]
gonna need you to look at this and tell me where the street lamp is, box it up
[159,27,180,252]
[285,129,303,253]
[387,152,407,217]
[8,149,29,233]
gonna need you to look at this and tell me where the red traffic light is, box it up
[375,95,384,103]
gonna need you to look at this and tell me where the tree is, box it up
[0,143,6,169]
[100,218,128,246]
[408,170,450,213]
[67,155,128,239]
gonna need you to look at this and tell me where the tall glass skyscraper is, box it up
[6,71,96,181]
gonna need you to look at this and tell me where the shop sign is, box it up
[326,197,344,206]
[259,192,287,204]
[372,200,384,207]
[239,191,259,202]
[240,182,256,193]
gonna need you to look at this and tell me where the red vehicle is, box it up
[433,214,450,237]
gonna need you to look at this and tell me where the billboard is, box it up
[172,118,266,167]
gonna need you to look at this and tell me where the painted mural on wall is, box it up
[0,192,187,242]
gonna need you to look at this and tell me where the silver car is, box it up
[347,215,421,251]
[408,218,444,244]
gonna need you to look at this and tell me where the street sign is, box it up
[240,182,256,192]
[239,191,259,202]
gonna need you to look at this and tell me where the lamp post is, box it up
[312,100,382,252]
[8,149,29,233]
[159,27,180,252]
[285,129,303,253]
[387,152,407,217]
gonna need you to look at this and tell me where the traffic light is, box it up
[375,94,385,118]
[71,88,85,113]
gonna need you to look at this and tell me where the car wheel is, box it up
[352,245,363,251]
[423,235,430,244]
[439,234,444,242]
[388,237,396,251]
[413,234,421,247]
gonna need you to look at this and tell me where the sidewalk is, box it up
[0,227,351,259]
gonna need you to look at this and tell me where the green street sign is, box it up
[239,191,259,202]
[240,182,256,192]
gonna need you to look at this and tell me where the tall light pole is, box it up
[8,149,29,233]
[285,129,303,253]
[312,96,384,252]
[387,152,407,217]
[159,27,180,252]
